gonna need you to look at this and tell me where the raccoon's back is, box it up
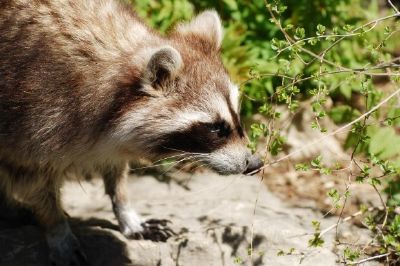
[0,0,144,157]
[0,2,84,155]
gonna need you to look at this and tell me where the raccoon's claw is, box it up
[127,219,175,242]
[145,218,171,226]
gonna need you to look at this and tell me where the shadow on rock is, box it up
[0,216,132,266]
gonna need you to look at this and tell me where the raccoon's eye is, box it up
[209,121,231,138]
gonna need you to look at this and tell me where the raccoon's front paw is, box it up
[127,219,176,242]
[117,208,175,242]
[118,209,145,236]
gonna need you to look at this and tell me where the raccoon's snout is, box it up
[243,155,263,175]
[206,147,263,175]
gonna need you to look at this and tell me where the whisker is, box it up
[130,156,195,171]
[191,163,207,172]
[157,155,204,174]
[158,156,209,176]
[151,153,189,164]
[160,146,210,156]
[130,154,207,171]
[159,161,185,176]
[129,161,179,171]
[175,158,205,173]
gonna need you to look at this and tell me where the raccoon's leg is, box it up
[23,176,88,266]
[102,162,174,242]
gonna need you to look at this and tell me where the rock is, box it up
[1,171,368,266]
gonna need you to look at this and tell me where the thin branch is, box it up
[244,63,400,88]
[347,253,390,265]
[372,184,388,228]
[264,0,350,72]
[320,207,376,237]
[388,0,399,14]
[277,18,380,55]
[261,0,400,98]
[312,12,400,66]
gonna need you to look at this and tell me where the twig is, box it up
[264,0,349,72]
[347,253,390,265]
[319,205,400,244]
[319,207,376,237]
[243,65,400,93]
[372,184,388,228]
[312,12,400,66]
[335,184,350,240]
[249,176,263,263]
[276,16,382,55]
[388,0,399,14]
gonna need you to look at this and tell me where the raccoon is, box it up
[0,0,263,265]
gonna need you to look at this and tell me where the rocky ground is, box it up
[0,170,378,266]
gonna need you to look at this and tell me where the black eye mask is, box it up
[208,120,232,138]
[155,120,232,154]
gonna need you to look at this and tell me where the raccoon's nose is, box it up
[243,155,263,175]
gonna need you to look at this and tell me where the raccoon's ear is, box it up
[145,46,183,87]
[176,10,223,49]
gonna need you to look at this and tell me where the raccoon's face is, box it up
[115,11,262,175]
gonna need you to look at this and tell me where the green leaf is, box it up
[328,105,359,124]
[369,127,400,160]
[355,176,365,183]
[320,167,331,175]
[316,24,326,35]
[223,0,238,10]
[278,5,287,13]
[308,233,324,247]
[285,24,294,30]
[343,247,360,261]
[277,250,285,256]
[311,156,322,168]
[369,177,381,186]
[308,37,318,45]
[327,188,339,203]
[311,121,319,130]
[294,27,305,40]
[295,163,309,171]
[311,220,321,231]
[343,24,354,32]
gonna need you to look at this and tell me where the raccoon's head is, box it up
[115,10,262,175]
